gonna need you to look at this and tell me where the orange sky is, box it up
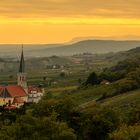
[0,0,140,43]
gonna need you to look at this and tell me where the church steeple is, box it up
[19,46,25,73]
[17,45,28,93]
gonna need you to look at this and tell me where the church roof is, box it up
[19,46,25,73]
[0,85,27,98]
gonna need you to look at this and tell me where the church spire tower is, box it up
[19,46,25,73]
[17,46,28,93]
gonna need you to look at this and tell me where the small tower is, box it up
[17,46,28,93]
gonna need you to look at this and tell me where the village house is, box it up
[28,85,44,103]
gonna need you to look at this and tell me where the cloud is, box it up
[0,0,140,19]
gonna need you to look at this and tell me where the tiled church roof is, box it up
[0,85,27,98]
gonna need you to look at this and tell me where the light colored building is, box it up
[28,86,44,103]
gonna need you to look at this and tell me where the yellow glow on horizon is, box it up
[0,0,140,43]
[0,16,140,44]
[0,17,140,25]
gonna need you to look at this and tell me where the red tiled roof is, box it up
[28,85,42,94]
[6,85,27,97]
[13,97,24,103]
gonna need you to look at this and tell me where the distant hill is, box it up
[0,44,62,58]
[0,45,140,74]
[31,40,140,56]
[0,40,140,57]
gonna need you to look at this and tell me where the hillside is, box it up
[1,40,140,57]
[0,46,140,86]
[100,89,140,108]
[32,40,140,56]
[104,46,140,62]
[80,89,140,112]
[0,44,140,140]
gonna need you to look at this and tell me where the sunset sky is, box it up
[0,0,140,44]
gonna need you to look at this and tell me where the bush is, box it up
[85,72,100,86]
[81,107,125,140]
[109,124,140,140]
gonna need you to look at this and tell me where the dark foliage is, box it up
[85,72,100,86]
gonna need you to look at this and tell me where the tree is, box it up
[85,72,100,86]
[0,114,77,140]
[60,72,66,78]
[43,76,47,81]
[81,108,125,140]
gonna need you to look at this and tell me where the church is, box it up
[0,47,44,109]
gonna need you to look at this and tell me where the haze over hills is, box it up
[40,40,140,56]
[68,35,140,43]
[0,45,140,74]
[0,40,140,58]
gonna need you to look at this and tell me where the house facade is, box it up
[28,86,44,103]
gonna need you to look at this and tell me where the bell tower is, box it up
[17,46,28,93]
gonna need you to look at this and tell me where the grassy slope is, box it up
[100,89,140,107]
[80,89,140,112]
[47,85,110,105]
